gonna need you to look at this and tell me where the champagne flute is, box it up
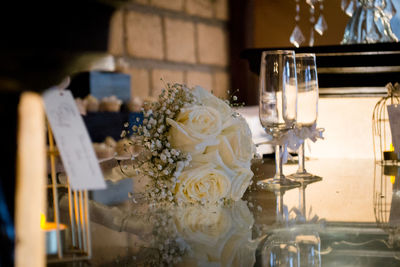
[258,50,300,189]
[289,53,322,181]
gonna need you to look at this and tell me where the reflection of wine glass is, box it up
[294,180,322,266]
[261,230,300,267]
[298,179,322,219]
[258,50,300,189]
[294,227,321,267]
[289,53,321,181]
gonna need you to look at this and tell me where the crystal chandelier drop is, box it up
[341,0,398,44]
[290,0,328,47]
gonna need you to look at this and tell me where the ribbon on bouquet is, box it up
[256,125,324,163]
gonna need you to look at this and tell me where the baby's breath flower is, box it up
[125,83,197,204]
[170,149,177,156]
[149,117,156,125]
[156,140,162,148]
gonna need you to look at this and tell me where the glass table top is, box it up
[55,158,400,266]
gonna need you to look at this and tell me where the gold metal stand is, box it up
[46,121,92,264]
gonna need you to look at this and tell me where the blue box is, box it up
[69,71,131,102]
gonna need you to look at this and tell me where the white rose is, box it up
[174,164,231,204]
[221,232,257,267]
[167,105,222,154]
[191,150,253,201]
[230,167,254,201]
[191,150,235,177]
[221,201,257,267]
[216,116,254,169]
[192,86,232,127]
[229,200,255,230]
[175,200,257,267]
[174,205,231,247]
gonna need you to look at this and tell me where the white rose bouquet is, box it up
[130,83,255,204]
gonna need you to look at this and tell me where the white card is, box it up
[387,104,400,155]
[43,89,106,190]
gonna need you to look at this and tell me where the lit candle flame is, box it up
[40,213,66,231]
[40,213,46,229]
[390,144,396,184]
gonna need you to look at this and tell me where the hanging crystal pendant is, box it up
[306,0,318,9]
[309,29,315,46]
[374,0,396,18]
[309,5,315,47]
[290,25,306,47]
[383,0,397,19]
[366,8,381,42]
[345,0,357,17]
[314,14,328,35]
[341,0,398,44]
[341,0,349,11]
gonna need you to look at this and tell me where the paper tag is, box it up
[43,88,106,190]
[387,104,400,155]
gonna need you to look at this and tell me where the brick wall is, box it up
[108,0,229,100]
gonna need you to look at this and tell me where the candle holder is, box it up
[45,121,92,263]
[373,162,400,255]
[372,83,400,165]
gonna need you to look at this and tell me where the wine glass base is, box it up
[287,172,322,184]
[257,177,301,191]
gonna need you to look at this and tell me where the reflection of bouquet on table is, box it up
[85,199,258,266]
[144,200,258,267]
[129,83,255,204]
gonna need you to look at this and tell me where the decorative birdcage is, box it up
[372,83,400,164]
[374,163,394,228]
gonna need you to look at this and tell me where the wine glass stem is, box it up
[274,145,283,180]
[299,185,306,217]
[276,191,284,223]
[297,142,306,174]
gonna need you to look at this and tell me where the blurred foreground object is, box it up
[0,1,122,265]
[15,93,46,267]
